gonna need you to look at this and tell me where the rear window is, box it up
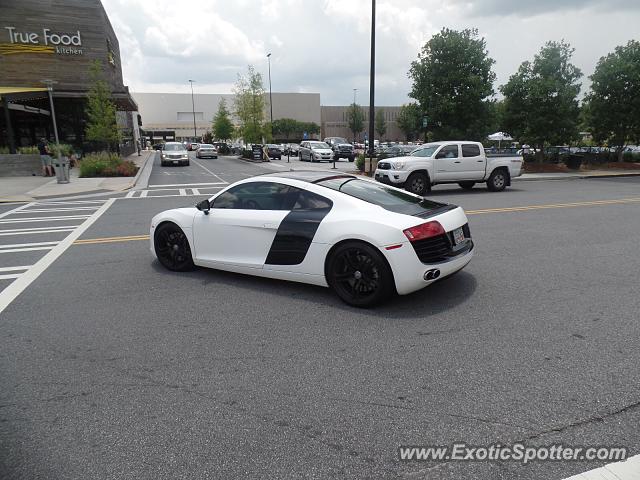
[316,178,447,216]
[462,144,481,157]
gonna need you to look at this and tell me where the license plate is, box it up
[453,227,464,245]
[173,160,179,164]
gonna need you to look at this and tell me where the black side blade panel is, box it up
[265,208,331,265]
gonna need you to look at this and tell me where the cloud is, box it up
[101,0,640,105]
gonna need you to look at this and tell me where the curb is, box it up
[514,172,640,182]
[124,150,155,191]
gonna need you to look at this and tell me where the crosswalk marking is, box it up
[121,187,223,199]
[0,215,92,224]
[0,241,59,250]
[0,265,31,273]
[0,273,22,280]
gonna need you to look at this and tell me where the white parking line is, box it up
[0,273,22,280]
[0,241,59,250]
[0,202,32,220]
[562,454,640,480]
[0,246,56,254]
[147,182,226,188]
[17,207,100,213]
[192,188,200,195]
[0,266,30,273]
[190,157,228,183]
[0,229,76,237]
[0,215,91,224]
[125,191,136,198]
[35,200,106,205]
[0,198,115,315]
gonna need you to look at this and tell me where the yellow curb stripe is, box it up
[466,197,640,215]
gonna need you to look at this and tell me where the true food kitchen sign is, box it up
[2,26,84,55]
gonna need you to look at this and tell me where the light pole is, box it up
[367,0,376,175]
[267,53,273,127]
[188,79,197,140]
[41,79,68,183]
[353,88,357,144]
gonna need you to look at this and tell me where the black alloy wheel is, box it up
[487,169,508,192]
[328,242,394,307]
[154,223,195,271]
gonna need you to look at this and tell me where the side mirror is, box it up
[196,199,211,215]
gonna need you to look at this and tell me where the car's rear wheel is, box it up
[405,172,430,196]
[458,181,475,190]
[154,223,195,272]
[487,169,508,192]
[327,241,394,307]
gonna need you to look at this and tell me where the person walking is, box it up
[37,138,54,177]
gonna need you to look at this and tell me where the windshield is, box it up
[163,144,185,151]
[411,145,439,157]
[310,142,330,149]
[316,178,447,215]
[331,138,348,144]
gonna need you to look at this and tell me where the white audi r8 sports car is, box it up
[150,171,474,307]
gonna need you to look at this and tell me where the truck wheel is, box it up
[405,172,430,196]
[487,169,508,192]
[348,156,355,162]
[458,182,475,190]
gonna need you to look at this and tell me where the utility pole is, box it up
[188,79,197,139]
[267,53,273,127]
[367,0,376,175]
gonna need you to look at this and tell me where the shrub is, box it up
[18,146,39,154]
[0,146,9,154]
[79,151,138,177]
[241,148,253,159]
[49,143,74,158]
[355,153,365,171]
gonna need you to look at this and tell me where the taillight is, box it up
[403,221,445,242]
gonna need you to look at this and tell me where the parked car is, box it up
[153,143,165,151]
[196,144,218,159]
[187,143,200,151]
[323,137,355,162]
[161,142,190,166]
[299,141,334,162]
[283,144,299,156]
[375,141,523,194]
[380,145,416,158]
[150,171,473,307]
[266,144,282,160]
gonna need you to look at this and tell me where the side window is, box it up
[292,190,333,210]
[212,182,292,210]
[462,144,481,157]
[436,145,459,159]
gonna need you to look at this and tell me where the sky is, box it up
[101,0,639,106]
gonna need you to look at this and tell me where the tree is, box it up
[271,118,299,140]
[375,109,387,139]
[85,60,120,150]
[346,103,364,142]
[396,103,422,141]
[584,40,640,161]
[233,65,267,143]
[408,28,496,141]
[501,41,583,162]
[212,98,234,142]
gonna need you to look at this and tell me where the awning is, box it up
[0,87,48,100]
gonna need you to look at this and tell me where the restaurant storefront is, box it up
[0,0,140,155]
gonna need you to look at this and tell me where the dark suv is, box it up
[323,137,355,162]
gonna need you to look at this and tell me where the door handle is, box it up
[454,161,461,163]
[263,223,278,229]
[477,160,484,162]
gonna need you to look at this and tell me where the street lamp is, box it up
[188,79,197,139]
[267,53,273,126]
[367,0,376,175]
[353,88,357,144]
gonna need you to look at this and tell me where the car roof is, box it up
[260,170,357,184]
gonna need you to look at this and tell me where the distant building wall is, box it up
[321,106,405,142]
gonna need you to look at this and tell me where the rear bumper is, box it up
[384,242,474,295]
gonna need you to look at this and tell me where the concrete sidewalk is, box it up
[0,150,154,202]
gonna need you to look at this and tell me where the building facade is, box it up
[0,0,138,154]
[321,106,404,142]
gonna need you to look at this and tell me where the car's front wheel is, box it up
[327,241,394,307]
[154,222,195,272]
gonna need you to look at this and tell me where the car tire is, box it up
[327,241,395,308]
[348,156,355,162]
[458,181,475,190]
[161,161,166,167]
[213,155,217,159]
[405,172,430,196]
[185,161,190,166]
[487,169,508,192]
[154,222,195,272]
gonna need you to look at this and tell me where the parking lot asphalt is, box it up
[1,153,639,479]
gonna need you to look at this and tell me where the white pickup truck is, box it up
[374,141,524,195]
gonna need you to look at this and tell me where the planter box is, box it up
[0,154,42,177]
